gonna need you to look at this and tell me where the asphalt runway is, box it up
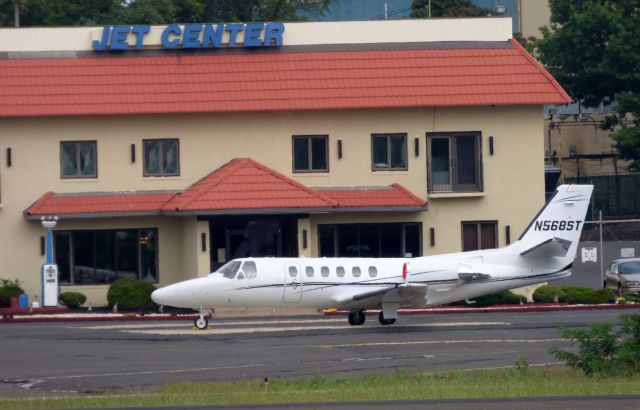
[0,309,634,396]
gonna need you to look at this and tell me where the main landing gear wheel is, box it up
[348,309,366,326]
[194,316,208,330]
[378,311,396,325]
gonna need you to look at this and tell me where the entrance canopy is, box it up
[24,158,427,219]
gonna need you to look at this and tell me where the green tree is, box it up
[2,0,121,26]
[536,0,640,170]
[410,0,492,18]
[0,0,331,26]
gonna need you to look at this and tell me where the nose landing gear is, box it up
[194,306,212,330]
[347,309,366,326]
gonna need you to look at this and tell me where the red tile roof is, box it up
[24,191,175,218]
[1,40,570,118]
[163,158,337,212]
[319,184,426,208]
[24,159,426,218]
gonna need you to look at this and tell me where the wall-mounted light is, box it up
[506,225,511,245]
[430,227,435,247]
[302,229,308,249]
[6,147,11,167]
[201,232,207,252]
[130,143,136,163]
[414,138,420,157]
[337,140,342,159]
[489,136,494,156]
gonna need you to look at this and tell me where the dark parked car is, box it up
[604,258,640,296]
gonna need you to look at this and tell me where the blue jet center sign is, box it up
[93,22,285,51]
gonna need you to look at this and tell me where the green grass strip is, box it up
[2,366,640,409]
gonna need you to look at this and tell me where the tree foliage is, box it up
[410,0,492,18]
[536,0,640,170]
[550,313,640,376]
[0,0,331,26]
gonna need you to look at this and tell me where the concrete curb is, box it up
[1,303,638,324]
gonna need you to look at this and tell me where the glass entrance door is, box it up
[225,221,281,260]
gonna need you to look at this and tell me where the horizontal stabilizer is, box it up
[520,236,572,257]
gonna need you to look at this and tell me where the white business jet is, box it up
[152,184,593,329]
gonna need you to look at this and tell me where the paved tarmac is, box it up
[0,309,635,398]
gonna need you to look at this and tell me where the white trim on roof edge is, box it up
[0,18,512,53]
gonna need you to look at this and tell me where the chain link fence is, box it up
[555,219,640,289]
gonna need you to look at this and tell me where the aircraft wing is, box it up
[331,283,428,307]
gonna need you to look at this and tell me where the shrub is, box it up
[107,279,157,311]
[470,290,527,307]
[59,291,87,308]
[0,279,25,307]
[532,285,565,303]
[551,313,640,376]
[533,285,615,305]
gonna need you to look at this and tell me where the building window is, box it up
[372,133,407,171]
[54,228,158,285]
[143,139,179,176]
[60,141,97,178]
[461,221,497,251]
[427,132,482,192]
[292,135,328,172]
[318,223,421,257]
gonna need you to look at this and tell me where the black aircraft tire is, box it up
[194,317,208,330]
[348,310,366,326]
[378,311,396,325]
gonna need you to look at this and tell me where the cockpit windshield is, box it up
[217,260,242,279]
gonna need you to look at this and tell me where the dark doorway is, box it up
[209,216,299,270]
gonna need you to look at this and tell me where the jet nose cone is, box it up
[151,287,168,305]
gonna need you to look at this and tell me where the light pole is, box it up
[41,216,59,307]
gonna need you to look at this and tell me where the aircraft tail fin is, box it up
[516,184,593,263]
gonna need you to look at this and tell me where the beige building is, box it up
[0,18,570,306]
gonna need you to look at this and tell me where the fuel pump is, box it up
[41,216,59,307]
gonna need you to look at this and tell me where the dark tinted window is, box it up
[372,134,407,170]
[293,135,328,172]
[144,139,179,176]
[60,141,97,178]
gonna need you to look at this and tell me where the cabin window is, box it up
[237,272,245,280]
[243,261,257,279]
[352,267,361,277]
[305,266,314,277]
[218,260,241,279]
[336,266,345,277]
[288,266,298,277]
[368,266,377,277]
[321,266,329,277]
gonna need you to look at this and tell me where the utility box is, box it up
[42,264,59,307]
